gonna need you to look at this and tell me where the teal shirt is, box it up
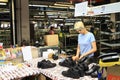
[78,32,95,57]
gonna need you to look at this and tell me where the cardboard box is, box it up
[44,34,59,46]
[107,65,120,80]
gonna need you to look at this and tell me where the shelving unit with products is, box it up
[100,21,120,54]
[0,25,11,48]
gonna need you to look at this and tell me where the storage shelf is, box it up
[0,29,11,48]
[100,52,117,54]
[65,34,78,37]
[101,42,120,47]
[101,31,120,35]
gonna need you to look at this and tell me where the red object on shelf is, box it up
[0,46,3,49]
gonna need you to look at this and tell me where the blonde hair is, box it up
[74,21,85,30]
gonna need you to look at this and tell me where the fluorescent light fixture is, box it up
[65,23,74,25]
[49,5,68,9]
[0,0,8,2]
[29,4,48,7]
[54,3,73,7]
[54,19,63,21]
[0,2,6,5]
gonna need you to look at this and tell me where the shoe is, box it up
[91,71,98,78]
[52,54,58,60]
[80,63,89,71]
[75,64,85,77]
[37,59,56,69]
[102,55,119,62]
[37,59,46,68]
[62,68,80,79]
[59,57,76,68]
[85,65,100,75]
[98,52,118,59]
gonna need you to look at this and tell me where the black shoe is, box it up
[91,71,98,78]
[52,54,58,60]
[62,67,81,79]
[85,65,100,75]
[98,52,118,59]
[59,57,76,68]
[37,59,56,69]
[101,55,119,62]
[80,63,89,71]
[37,59,46,68]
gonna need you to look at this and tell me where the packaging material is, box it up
[107,65,120,80]
[4,46,39,63]
[42,49,55,59]
[39,46,60,57]
[44,34,59,46]
[31,46,39,58]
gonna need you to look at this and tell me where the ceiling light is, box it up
[29,4,48,7]
[49,6,68,9]
[54,3,73,7]
[54,19,63,21]
[0,2,6,5]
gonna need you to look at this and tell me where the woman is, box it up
[49,26,55,35]
[72,21,97,63]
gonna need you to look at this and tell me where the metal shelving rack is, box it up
[100,23,120,54]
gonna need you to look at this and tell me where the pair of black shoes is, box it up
[59,57,76,68]
[37,59,56,69]
[62,62,88,79]
[85,64,100,78]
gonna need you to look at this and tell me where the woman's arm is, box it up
[72,45,80,61]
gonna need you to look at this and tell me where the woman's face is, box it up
[76,28,85,34]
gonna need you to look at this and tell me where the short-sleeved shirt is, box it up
[78,32,95,57]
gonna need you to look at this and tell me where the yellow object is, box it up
[0,49,6,60]
[16,63,23,68]
[99,59,120,67]
[48,53,54,59]
[59,33,63,37]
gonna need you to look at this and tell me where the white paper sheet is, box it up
[22,46,32,61]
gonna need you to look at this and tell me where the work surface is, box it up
[0,57,98,80]
[27,58,98,80]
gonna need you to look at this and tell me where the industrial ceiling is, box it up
[0,0,111,22]
[29,0,111,23]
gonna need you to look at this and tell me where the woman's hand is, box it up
[72,55,79,61]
